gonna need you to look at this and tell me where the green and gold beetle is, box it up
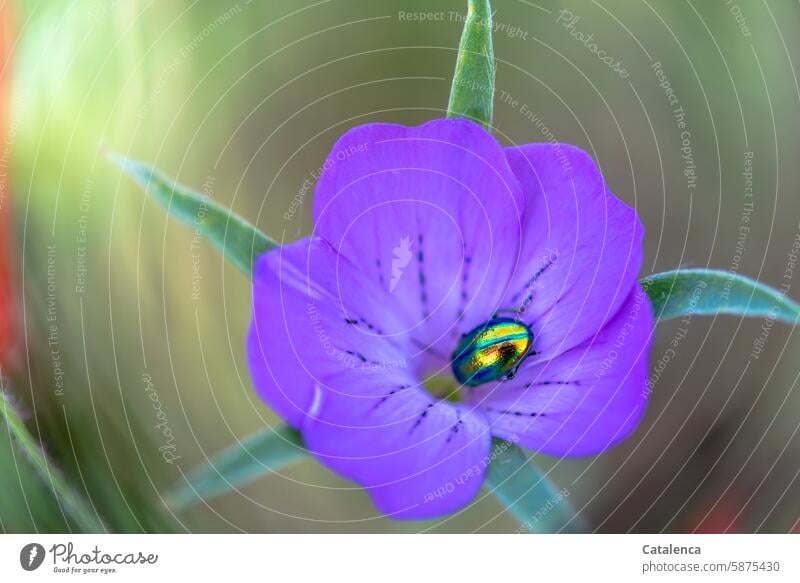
[451,316,535,386]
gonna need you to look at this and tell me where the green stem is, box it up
[0,384,107,532]
[447,0,495,129]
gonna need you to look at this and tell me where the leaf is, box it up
[485,439,588,533]
[447,0,495,129]
[167,424,306,510]
[172,430,586,535]
[0,385,108,532]
[106,151,276,277]
[641,269,800,323]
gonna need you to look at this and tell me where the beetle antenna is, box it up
[492,306,526,320]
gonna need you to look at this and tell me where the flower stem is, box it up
[447,0,495,129]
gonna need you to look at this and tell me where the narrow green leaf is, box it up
[485,439,588,533]
[641,269,800,323]
[447,0,495,129]
[107,151,276,277]
[0,385,108,532]
[168,424,306,509]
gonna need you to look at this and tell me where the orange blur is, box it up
[0,1,17,369]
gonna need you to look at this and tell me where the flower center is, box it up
[421,373,462,402]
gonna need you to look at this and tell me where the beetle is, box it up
[451,315,535,387]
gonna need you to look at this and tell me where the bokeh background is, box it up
[1,0,799,533]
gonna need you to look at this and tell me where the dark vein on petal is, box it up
[522,380,581,388]
[484,405,545,418]
[409,402,434,434]
[512,256,557,309]
[446,416,464,444]
[417,233,429,319]
[339,314,405,354]
[341,349,386,367]
[376,257,386,287]
[372,384,411,410]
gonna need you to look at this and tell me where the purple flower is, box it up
[247,118,654,519]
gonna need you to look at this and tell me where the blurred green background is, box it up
[2,0,800,533]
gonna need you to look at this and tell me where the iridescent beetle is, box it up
[451,314,535,387]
